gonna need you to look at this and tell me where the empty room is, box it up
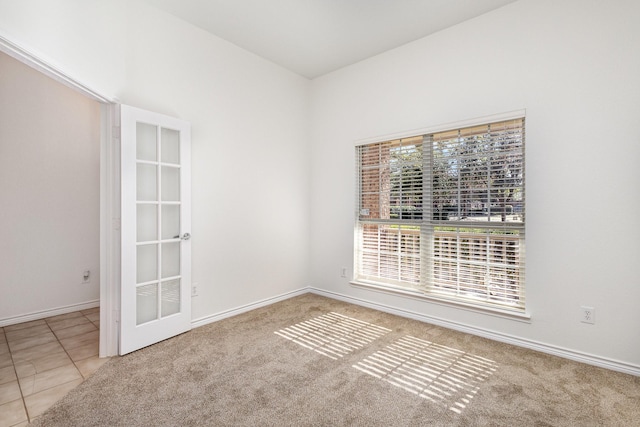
[1,0,639,425]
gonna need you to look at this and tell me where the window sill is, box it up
[350,280,531,323]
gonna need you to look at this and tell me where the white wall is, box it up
[2,0,637,371]
[0,51,101,320]
[0,0,311,321]
[310,0,640,369]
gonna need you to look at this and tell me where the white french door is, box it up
[120,104,191,355]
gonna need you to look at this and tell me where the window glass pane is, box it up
[359,223,420,286]
[359,137,423,221]
[432,120,524,224]
[432,227,523,307]
[390,142,423,220]
[356,117,525,311]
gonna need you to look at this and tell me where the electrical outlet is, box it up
[341,267,347,278]
[82,269,91,284]
[191,283,199,297]
[580,306,595,324]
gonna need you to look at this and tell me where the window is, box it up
[355,116,525,312]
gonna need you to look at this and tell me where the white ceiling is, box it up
[145,0,518,79]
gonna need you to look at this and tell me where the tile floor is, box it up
[0,308,110,426]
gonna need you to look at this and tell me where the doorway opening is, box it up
[0,35,120,357]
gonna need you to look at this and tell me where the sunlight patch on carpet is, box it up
[275,312,391,360]
[353,335,498,413]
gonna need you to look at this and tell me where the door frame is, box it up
[0,34,121,356]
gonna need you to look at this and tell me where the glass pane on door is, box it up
[137,123,157,161]
[161,242,180,278]
[137,164,157,201]
[161,128,180,164]
[137,204,157,242]
[132,114,184,327]
[161,280,180,317]
[137,244,157,283]
[136,284,158,325]
[161,166,180,201]
[161,205,180,240]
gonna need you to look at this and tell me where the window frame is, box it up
[353,111,528,319]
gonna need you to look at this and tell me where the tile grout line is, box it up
[48,313,96,381]
[29,312,94,421]
[24,317,58,422]
[7,310,100,424]
[3,324,30,426]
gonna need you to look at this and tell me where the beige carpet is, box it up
[33,294,640,426]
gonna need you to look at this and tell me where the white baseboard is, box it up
[191,288,308,329]
[309,287,640,377]
[0,300,100,327]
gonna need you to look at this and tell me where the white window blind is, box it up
[355,117,525,312]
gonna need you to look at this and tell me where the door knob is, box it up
[181,233,191,240]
